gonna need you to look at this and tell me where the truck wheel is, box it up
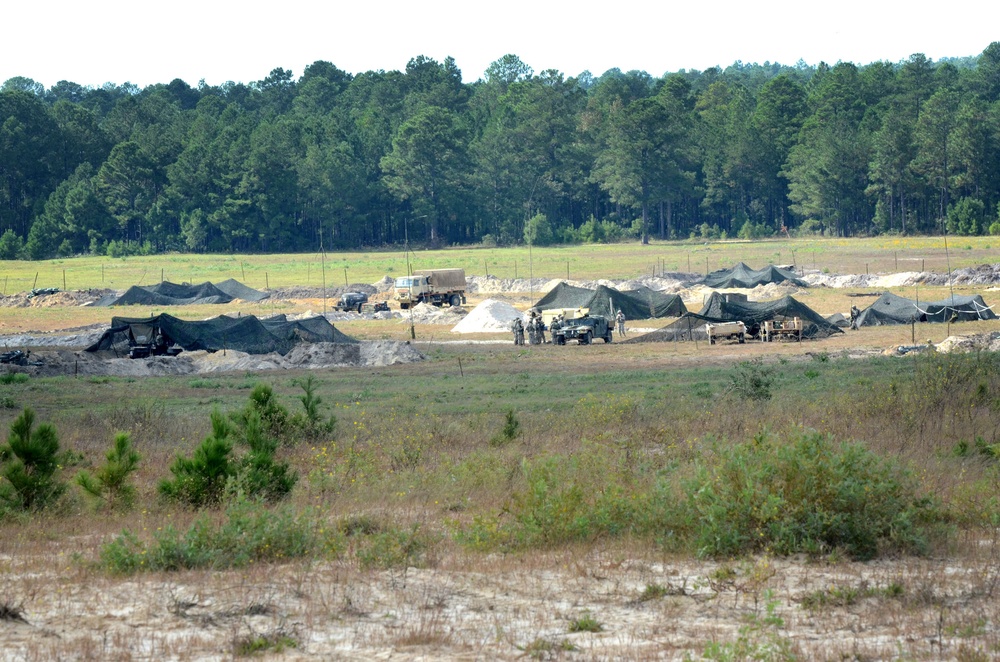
[580,331,592,345]
[400,303,409,310]
[709,336,716,345]
[450,294,461,307]
[555,335,565,345]
[738,333,745,344]
[604,333,612,343]
[357,303,364,313]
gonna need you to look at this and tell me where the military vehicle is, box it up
[126,323,184,359]
[394,268,466,309]
[360,301,390,314]
[0,349,30,366]
[551,312,613,345]
[333,291,371,313]
[706,320,747,344]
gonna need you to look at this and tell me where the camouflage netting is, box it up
[533,282,687,319]
[85,313,354,356]
[628,292,841,342]
[94,279,270,306]
[854,292,997,326]
[702,262,807,289]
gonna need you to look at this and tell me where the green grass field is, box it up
[0,235,995,293]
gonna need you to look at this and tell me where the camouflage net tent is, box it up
[533,282,687,319]
[86,313,354,356]
[702,262,807,289]
[628,292,841,342]
[94,279,269,306]
[854,292,997,326]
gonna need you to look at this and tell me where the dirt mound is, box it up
[403,302,468,324]
[0,289,113,308]
[16,339,424,377]
[451,299,522,333]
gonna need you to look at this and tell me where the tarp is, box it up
[702,262,807,289]
[628,292,841,342]
[85,313,354,356]
[854,292,997,326]
[533,282,686,319]
[94,280,269,306]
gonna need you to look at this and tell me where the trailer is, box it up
[762,317,803,342]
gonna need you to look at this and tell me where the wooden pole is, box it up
[32,272,38,290]
[241,262,246,282]
[344,267,349,287]
[265,272,269,291]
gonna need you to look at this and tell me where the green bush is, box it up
[101,500,337,573]
[730,358,775,401]
[355,524,427,569]
[75,432,140,511]
[489,409,521,447]
[159,411,236,507]
[289,376,335,441]
[0,408,65,511]
[683,430,942,559]
[161,388,299,507]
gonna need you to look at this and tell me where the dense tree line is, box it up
[1,44,999,258]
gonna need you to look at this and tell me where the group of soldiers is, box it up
[511,309,548,345]
[511,309,628,344]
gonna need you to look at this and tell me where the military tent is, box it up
[95,280,269,306]
[533,282,686,319]
[628,292,840,342]
[854,292,996,327]
[702,262,807,289]
[86,313,353,356]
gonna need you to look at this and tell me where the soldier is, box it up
[616,309,626,337]
[511,317,525,345]
[526,311,539,345]
[850,305,861,329]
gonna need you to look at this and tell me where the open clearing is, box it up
[4,241,1000,660]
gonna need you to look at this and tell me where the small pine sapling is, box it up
[291,375,335,440]
[76,432,140,510]
[159,411,235,507]
[0,408,65,511]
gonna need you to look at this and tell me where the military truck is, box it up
[551,310,614,345]
[333,291,370,313]
[706,320,747,344]
[394,268,466,309]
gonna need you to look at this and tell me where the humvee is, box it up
[552,313,614,345]
[334,292,370,313]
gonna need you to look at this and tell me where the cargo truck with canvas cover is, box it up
[394,269,467,309]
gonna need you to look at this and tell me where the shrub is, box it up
[489,409,521,447]
[729,358,775,401]
[355,524,427,569]
[101,500,337,573]
[75,432,140,511]
[289,376,335,441]
[0,408,65,511]
[159,411,236,507]
[683,430,942,559]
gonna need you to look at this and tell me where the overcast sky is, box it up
[4,1,998,89]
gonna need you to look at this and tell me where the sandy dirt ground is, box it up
[3,541,1000,660]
